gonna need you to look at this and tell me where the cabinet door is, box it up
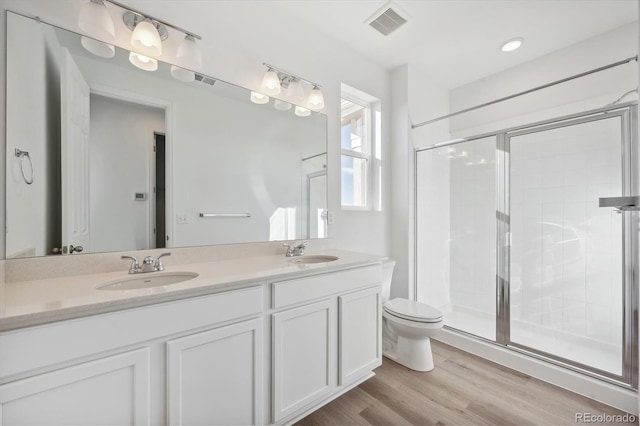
[272,299,336,423]
[339,286,381,385]
[0,348,150,426]
[166,318,263,426]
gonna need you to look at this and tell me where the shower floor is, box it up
[443,305,622,376]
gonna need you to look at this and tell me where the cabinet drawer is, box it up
[271,265,381,309]
[0,285,263,379]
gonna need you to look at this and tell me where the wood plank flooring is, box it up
[296,340,637,426]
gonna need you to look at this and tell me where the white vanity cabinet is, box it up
[270,265,382,424]
[0,285,264,426]
[166,318,263,426]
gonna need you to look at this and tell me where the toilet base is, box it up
[397,336,434,371]
[383,336,434,372]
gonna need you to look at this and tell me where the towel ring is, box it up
[15,148,34,185]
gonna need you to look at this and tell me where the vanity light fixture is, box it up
[176,35,203,70]
[274,99,292,111]
[126,14,165,56]
[295,106,311,117]
[80,36,115,58]
[170,65,195,82]
[250,91,270,104]
[129,51,158,71]
[78,0,115,42]
[307,85,325,110]
[260,63,324,111]
[261,68,282,95]
[287,78,305,103]
[500,37,524,52]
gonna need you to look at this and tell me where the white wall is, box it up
[90,95,165,252]
[449,23,638,137]
[0,0,392,261]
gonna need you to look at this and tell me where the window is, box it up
[340,85,381,210]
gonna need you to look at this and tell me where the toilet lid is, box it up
[384,298,443,323]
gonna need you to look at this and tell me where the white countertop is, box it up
[0,250,383,332]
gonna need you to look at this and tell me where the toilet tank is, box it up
[381,259,396,302]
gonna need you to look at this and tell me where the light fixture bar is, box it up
[263,62,321,89]
[104,0,202,39]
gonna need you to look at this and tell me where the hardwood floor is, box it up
[296,340,638,426]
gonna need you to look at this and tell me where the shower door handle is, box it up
[599,196,640,211]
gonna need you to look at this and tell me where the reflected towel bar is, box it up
[199,213,251,218]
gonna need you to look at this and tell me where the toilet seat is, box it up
[384,298,443,323]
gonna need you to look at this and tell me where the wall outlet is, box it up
[177,214,189,224]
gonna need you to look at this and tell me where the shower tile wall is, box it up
[509,117,623,374]
[449,138,496,324]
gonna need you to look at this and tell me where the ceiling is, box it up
[269,0,638,88]
[10,0,638,89]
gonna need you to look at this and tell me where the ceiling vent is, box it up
[195,73,216,86]
[367,3,408,36]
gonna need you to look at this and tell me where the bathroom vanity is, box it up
[0,251,383,425]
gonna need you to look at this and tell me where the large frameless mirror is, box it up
[5,12,328,259]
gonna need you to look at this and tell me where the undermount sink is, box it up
[287,255,339,264]
[97,271,199,291]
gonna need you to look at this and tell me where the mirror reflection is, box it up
[6,12,328,258]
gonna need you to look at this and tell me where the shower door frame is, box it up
[414,101,639,388]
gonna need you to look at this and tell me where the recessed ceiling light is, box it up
[500,37,524,52]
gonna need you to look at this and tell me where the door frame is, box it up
[89,84,173,249]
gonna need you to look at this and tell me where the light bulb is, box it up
[250,92,270,104]
[78,0,115,41]
[176,35,202,70]
[261,69,281,95]
[307,86,325,110]
[129,51,158,71]
[131,19,162,56]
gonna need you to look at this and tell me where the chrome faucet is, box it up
[121,253,171,274]
[283,241,307,257]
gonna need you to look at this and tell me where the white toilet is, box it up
[381,259,443,372]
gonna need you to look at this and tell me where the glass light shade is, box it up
[81,36,115,58]
[261,69,281,95]
[295,106,311,117]
[78,0,115,41]
[129,51,158,71]
[286,79,305,103]
[176,35,202,70]
[170,65,195,82]
[274,99,292,111]
[131,19,162,56]
[307,87,325,110]
[250,91,270,104]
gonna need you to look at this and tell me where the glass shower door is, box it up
[416,136,497,341]
[506,111,632,379]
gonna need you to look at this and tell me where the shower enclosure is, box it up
[415,102,638,386]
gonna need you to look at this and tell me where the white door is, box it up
[0,348,151,425]
[272,299,336,423]
[60,49,90,253]
[166,319,263,426]
[339,286,381,385]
